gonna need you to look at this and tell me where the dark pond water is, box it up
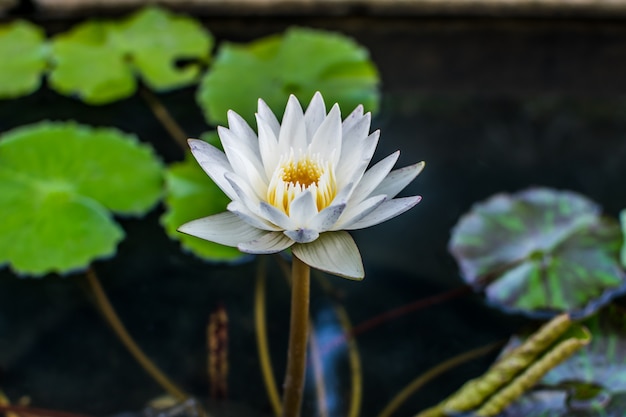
[1,14,626,417]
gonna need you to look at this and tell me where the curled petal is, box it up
[238,231,295,254]
[178,212,265,247]
[188,139,236,200]
[373,161,426,199]
[292,231,364,280]
[343,196,422,230]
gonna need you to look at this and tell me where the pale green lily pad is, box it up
[449,188,626,317]
[49,6,212,104]
[0,20,48,98]
[161,153,246,262]
[197,27,380,126]
[0,122,163,275]
[619,210,626,267]
[501,306,626,416]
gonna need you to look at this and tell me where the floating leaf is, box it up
[161,153,245,262]
[449,188,626,317]
[0,122,163,275]
[501,306,626,416]
[49,7,212,104]
[0,20,48,98]
[197,27,379,125]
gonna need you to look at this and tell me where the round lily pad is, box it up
[197,27,380,126]
[0,20,48,99]
[161,153,246,263]
[0,122,163,275]
[49,6,212,104]
[449,188,626,317]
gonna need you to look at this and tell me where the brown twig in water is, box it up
[139,87,189,151]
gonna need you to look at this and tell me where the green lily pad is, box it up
[197,27,380,126]
[501,306,626,416]
[0,20,48,99]
[449,188,626,317]
[619,210,626,267]
[0,122,163,275]
[161,153,246,263]
[49,6,212,104]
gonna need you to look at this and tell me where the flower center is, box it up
[267,151,336,215]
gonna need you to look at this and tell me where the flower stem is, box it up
[85,268,187,401]
[281,256,311,417]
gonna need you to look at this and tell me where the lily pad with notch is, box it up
[49,6,212,104]
[0,122,163,275]
[197,27,380,126]
[161,151,247,263]
[449,188,626,318]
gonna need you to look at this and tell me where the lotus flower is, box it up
[179,92,424,279]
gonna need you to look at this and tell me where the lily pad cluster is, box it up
[196,27,380,125]
[449,188,626,318]
[0,122,163,275]
[0,6,213,103]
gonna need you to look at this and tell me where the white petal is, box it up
[309,103,342,165]
[188,139,236,200]
[344,196,422,230]
[284,228,319,244]
[238,232,294,254]
[219,126,266,190]
[342,104,366,135]
[257,98,281,137]
[309,202,347,232]
[227,110,259,153]
[337,130,380,189]
[373,161,426,198]
[349,151,399,205]
[225,172,262,207]
[334,194,387,230]
[178,212,264,247]
[289,189,318,226]
[342,109,371,150]
[256,115,280,179]
[259,202,296,230]
[227,201,281,231]
[304,92,326,140]
[279,95,307,153]
[292,231,364,280]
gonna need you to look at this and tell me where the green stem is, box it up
[85,268,188,401]
[281,256,311,417]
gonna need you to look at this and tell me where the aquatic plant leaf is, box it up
[449,188,626,317]
[161,154,245,262]
[197,27,379,125]
[0,20,48,98]
[49,7,212,104]
[111,6,213,90]
[501,306,626,416]
[0,122,163,275]
[49,21,135,104]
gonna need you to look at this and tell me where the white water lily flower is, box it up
[179,92,425,279]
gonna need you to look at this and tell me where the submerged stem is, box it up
[85,268,187,401]
[281,256,311,417]
[139,87,189,151]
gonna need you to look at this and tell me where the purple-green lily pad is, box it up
[449,188,626,317]
[49,6,212,104]
[620,209,626,268]
[197,27,379,126]
[0,122,163,275]
[161,153,246,263]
